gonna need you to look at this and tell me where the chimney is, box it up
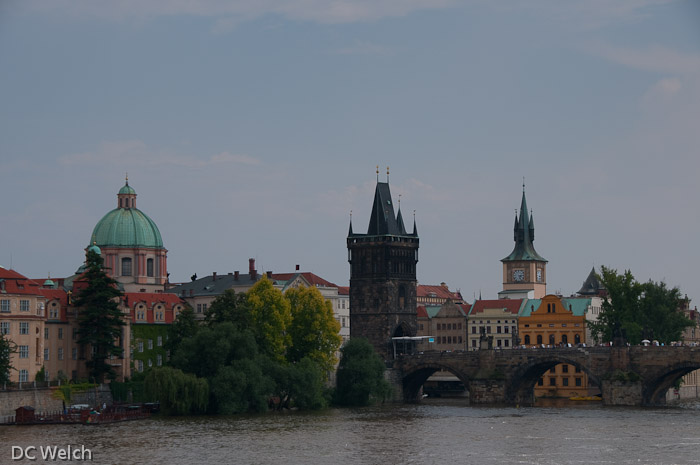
[213,272,217,281]
[249,258,257,280]
[266,271,272,279]
[296,264,300,271]
[234,271,239,281]
[441,282,447,288]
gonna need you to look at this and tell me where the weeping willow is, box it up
[144,367,209,415]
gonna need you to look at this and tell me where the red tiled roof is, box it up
[270,272,337,288]
[417,284,463,301]
[124,292,184,308]
[417,305,429,318]
[0,268,45,296]
[337,286,349,295]
[38,289,69,306]
[469,299,523,315]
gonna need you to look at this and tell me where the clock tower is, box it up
[500,186,547,299]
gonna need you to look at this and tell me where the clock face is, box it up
[536,269,542,282]
[513,270,525,282]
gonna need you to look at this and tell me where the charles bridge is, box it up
[387,345,700,406]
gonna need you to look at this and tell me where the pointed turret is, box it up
[412,216,418,237]
[396,208,407,235]
[578,267,605,296]
[366,181,409,236]
[502,188,546,263]
[348,219,354,237]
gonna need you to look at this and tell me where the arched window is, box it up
[398,285,406,309]
[549,334,555,345]
[121,257,132,276]
[536,335,543,345]
[574,334,581,344]
[147,258,154,277]
[524,335,531,345]
[561,334,568,345]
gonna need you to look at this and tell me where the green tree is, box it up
[210,357,273,414]
[589,267,692,345]
[264,356,328,410]
[74,249,125,383]
[166,305,199,361]
[204,289,248,328]
[144,367,209,415]
[286,285,342,375]
[335,338,391,406]
[245,278,291,363]
[0,334,16,385]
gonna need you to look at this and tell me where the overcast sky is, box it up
[2,1,699,303]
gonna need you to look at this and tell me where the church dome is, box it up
[90,182,164,249]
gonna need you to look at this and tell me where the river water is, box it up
[3,399,700,465]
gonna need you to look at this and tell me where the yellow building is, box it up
[519,294,596,397]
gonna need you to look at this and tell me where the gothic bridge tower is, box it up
[347,170,419,360]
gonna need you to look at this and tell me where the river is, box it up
[2,399,700,465]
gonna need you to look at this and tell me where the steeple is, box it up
[348,211,354,236]
[412,211,418,237]
[502,187,546,262]
[366,180,410,236]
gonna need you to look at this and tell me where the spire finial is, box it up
[126,172,129,185]
[376,165,379,181]
[386,166,390,182]
[350,209,352,221]
[398,194,401,208]
[522,176,525,192]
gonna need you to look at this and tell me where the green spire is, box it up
[502,187,546,262]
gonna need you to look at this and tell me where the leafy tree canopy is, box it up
[0,334,16,385]
[144,367,209,415]
[588,266,692,345]
[74,249,125,383]
[166,305,198,360]
[286,285,342,375]
[335,338,391,406]
[245,278,292,363]
[204,289,248,328]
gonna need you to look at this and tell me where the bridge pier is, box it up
[601,380,643,406]
[469,379,506,405]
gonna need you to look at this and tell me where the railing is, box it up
[1,380,68,391]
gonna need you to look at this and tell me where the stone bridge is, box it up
[388,346,700,406]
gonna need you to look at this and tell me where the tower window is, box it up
[122,257,133,276]
[147,258,154,277]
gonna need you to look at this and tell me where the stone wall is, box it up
[0,385,113,423]
[600,380,643,406]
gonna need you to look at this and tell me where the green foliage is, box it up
[335,338,391,406]
[35,366,47,382]
[166,305,198,360]
[0,334,16,384]
[210,358,273,414]
[53,382,98,404]
[605,370,641,383]
[74,249,125,382]
[245,278,291,363]
[265,357,328,410]
[204,289,248,328]
[143,367,209,415]
[131,324,169,372]
[286,286,342,376]
[588,267,693,345]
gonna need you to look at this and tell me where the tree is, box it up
[144,367,209,415]
[286,285,342,375]
[74,249,125,383]
[210,358,274,414]
[245,278,292,363]
[0,334,16,385]
[166,305,199,361]
[204,289,248,328]
[589,266,692,345]
[335,338,391,406]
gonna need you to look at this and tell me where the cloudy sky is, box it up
[2,0,699,302]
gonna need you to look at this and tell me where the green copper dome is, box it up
[91,208,163,248]
[119,184,136,195]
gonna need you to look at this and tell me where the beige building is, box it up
[467,299,523,351]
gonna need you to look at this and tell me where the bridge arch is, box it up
[642,362,700,406]
[401,363,470,403]
[506,354,602,405]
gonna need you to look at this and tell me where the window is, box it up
[504,326,509,334]
[44,348,49,360]
[562,334,568,344]
[549,377,556,386]
[157,354,162,366]
[58,328,63,340]
[536,335,543,345]
[472,340,477,348]
[148,359,153,367]
[497,326,502,334]
[147,258,154,277]
[550,367,556,373]
[487,326,491,334]
[121,257,132,276]
[138,341,144,352]
[537,378,544,386]
[50,304,59,319]
[562,378,569,386]
[497,339,502,347]
[157,336,162,347]
[524,335,530,344]
[58,348,64,360]
[19,322,29,335]
[20,300,30,312]
[575,377,582,387]
[0,300,10,312]
[148,339,153,350]
[72,348,77,360]
[575,366,582,373]
[196,304,202,314]
[19,370,28,382]
[0,322,9,335]
[19,345,29,358]
[137,360,144,372]
[562,365,569,373]
[72,328,78,340]
[44,328,49,339]
[472,327,476,334]
[504,340,509,347]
